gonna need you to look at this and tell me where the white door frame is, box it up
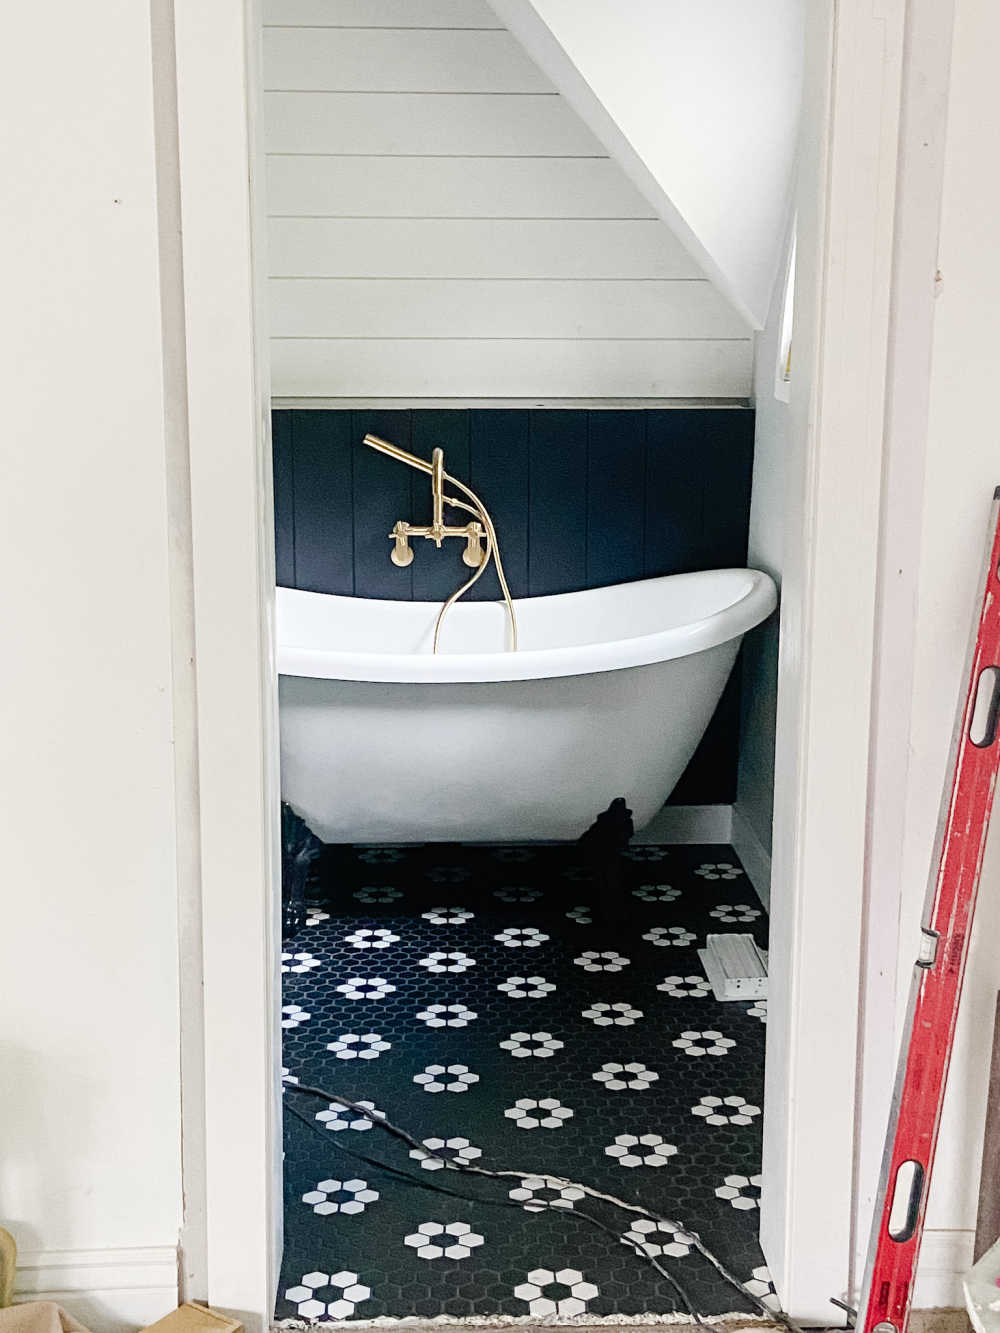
[172,2,934,1325]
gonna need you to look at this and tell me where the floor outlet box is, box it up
[699,933,769,1000]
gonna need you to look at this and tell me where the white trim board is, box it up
[13,1246,178,1333]
[731,806,772,912]
[271,397,751,411]
[639,803,733,844]
[913,1230,975,1311]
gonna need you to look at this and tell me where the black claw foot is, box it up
[577,797,634,927]
[281,803,323,941]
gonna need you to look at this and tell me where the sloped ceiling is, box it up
[489,0,805,329]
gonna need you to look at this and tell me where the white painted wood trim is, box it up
[731,805,772,912]
[271,397,751,410]
[759,1,906,1321]
[914,1230,975,1311]
[174,1,281,1328]
[852,0,957,1298]
[13,1247,179,1333]
[640,804,733,845]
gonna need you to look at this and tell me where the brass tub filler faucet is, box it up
[362,434,518,652]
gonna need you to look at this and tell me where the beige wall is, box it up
[0,2,184,1326]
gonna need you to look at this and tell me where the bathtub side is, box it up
[279,637,741,843]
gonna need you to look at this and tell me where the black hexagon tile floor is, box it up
[277,843,772,1323]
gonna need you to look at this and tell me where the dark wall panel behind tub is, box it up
[272,407,755,806]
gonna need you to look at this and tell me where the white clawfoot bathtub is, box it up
[277,568,777,844]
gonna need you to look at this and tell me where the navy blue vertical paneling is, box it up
[291,410,354,594]
[351,409,413,600]
[411,410,473,602]
[668,657,742,804]
[699,410,755,568]
[586,411,646,586]
[527,410,588,597]
[644,410,705,577]
[272,410,295,588]
[467,409,530,600]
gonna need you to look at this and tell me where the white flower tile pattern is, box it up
[417,950,475,974]
[278,842,769,1322]
[605,1133,678,1168]
[692,1094,761,1126]
[504,1097,573,1129]
[624,1220,694,1259]
[344,926,400,949]
[283,1270,371,1320]
[282,950,320,974]
[513,1268,599,1316]
[582,1001,643,1026]
[695,861,744,880]
[314,1100,385,1132]
[498,975,555,998]
[494,926,549,948]
[672,1029,737,1057]
[592,1061,659,1091]
[709,904,762,924]
[408,1136,482,1171]
[574,950,630,972]
[421,905,473,925]
[326,1032,390,1060]
[744,1264,781,1311]
[498,1030,564,1059]
[404,1221,484,1260]
[413,1063,479,1093]
[632,884,681,902]
[335,976,396,1000]
[642,925,697,948]
[302,1177,379,1216]
[508,1177,584,1211]
[657,974,712,998]
[715,1173,763,1210]
[415,1002,477,1028]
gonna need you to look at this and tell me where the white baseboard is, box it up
[13,1246,178,1333]
[730,805,773,911]
[639,804,733,844]
[912,1229,975,1310]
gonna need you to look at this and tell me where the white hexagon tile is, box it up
[277,842,770,1321]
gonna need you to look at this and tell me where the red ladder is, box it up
[859,488,1000,1333]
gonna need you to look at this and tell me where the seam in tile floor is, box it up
[278,843,772,1325]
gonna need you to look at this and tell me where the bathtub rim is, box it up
[277,567,777,684]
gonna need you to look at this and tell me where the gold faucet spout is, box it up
[362,433,433,476]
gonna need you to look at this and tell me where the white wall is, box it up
[263,0,752,399]
[0,2,184,1327]
[891,0,1000,1300]
[490,0,805,329]
[735,228,795,860]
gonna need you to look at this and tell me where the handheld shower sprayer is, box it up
[361,434,518,653]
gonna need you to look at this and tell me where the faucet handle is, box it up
[389,522,414,567]
[463,522,485,568]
